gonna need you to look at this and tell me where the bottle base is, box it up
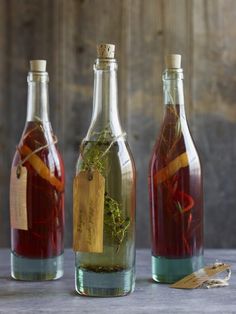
[152,254,204,284]
[75,266,135,297]
[11,251,64,281]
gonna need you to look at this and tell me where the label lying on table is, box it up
[10,166,28,230]
[170,263,231,289]
[73,170,105,253]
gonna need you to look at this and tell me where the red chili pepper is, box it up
[169,185,194,213]
[187,213,192,230]
[176,191,194,213]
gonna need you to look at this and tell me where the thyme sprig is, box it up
[104,194,130,252]
[80,128,129,252]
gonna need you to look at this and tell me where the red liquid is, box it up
[149,105,203,258]
[11,121,65,259]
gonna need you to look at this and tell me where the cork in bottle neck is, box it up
[28,59,48,83]
[30,60,47,72]
[97,44,115,59]
[95,44,117,71]
[165,54,181,69]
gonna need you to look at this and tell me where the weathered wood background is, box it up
[0,0,235,248]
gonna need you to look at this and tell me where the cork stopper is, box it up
[97,44,115,59]
[165,54,181,69]
[30,60,47,72]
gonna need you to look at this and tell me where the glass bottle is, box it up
[10,60,65,280]
[149,54,204,283]
[74,44,136,296]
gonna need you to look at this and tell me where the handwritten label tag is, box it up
[10,166,28,230]
[73,170,105,253]
[170,263,231,289]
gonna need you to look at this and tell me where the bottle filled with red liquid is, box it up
[149,54,203,283]
[10,60,65,280]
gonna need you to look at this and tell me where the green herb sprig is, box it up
[80,128,130,252]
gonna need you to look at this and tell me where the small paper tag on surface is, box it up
[73,170,105,253]
[10,166,28,230]
[170,263,231,289]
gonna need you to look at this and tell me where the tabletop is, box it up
[0,249,235,313]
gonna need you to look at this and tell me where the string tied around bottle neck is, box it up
[16,136,58,179]
[80,131,126,181]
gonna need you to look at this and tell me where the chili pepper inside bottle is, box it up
[10,60,65,280]
[149,54,204,283]
[73,44,136,296]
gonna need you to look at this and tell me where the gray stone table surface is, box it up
[0,249,235,313]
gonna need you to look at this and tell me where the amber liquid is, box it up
[11,121,65,259]
[149,105,203,258]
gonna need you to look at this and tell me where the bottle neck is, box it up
[163,68,186,119]
[26,72,50,122]
[87,58,123,140]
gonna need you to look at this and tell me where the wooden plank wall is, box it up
[0,0,235,248]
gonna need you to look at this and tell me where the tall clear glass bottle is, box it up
[74,44,136,296]
[10,60,65,280]
[149,54,204,283]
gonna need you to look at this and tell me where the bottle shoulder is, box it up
[20,121,60,149]
[76,138,135,175]
[150,120,201,172]
[13,121,64,174]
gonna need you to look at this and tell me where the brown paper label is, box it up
[10,166,28,230]
[73,170,105,253]
[170,263,231,289]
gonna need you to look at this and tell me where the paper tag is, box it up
[73,170,105,253]
[170,263,231,289]
[10,166,28,230]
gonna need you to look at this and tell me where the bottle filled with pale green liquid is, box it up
[73,44,136,296]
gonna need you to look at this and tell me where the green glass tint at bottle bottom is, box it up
[152,255,204,283]
[75,249,135,297]
[11,252,64,281]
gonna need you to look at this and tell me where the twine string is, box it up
[80,132,126,180]
[16,136,58,178]
[201,262,231,289]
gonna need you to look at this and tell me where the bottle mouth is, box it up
[27,71,49,83]
[163,68,184,80]
[94,58,117,71]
